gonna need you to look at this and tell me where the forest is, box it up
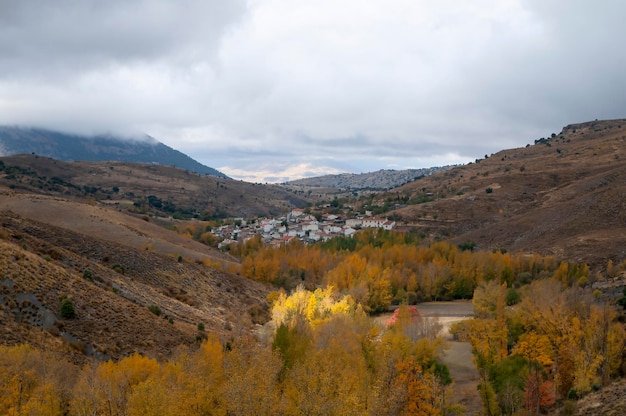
[232,229,586,312]
[2,229,624,415]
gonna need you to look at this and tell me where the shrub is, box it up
[515,272,533,286]
[148,304,162,316]
[60,296,76,319]
[112,264,125,274]
[83,269,93,281]
[506,288,521,306]
[198,322,205,331]
[458,241,476,252]
[485,187,493,194]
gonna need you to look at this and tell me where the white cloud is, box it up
[219,162,344,184]
[1,0,625,181]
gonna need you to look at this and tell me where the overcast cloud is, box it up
[1,0,625,182]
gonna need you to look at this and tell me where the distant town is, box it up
[213,207,396,249]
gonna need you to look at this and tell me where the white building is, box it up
[346,218,362,228]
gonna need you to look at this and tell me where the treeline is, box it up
[0,288,460,415]
[233,229,580,313]
[453,278,626,415]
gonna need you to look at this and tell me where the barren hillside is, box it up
[0,155,309,218]
[388,119,626,267]
[0,199,270,364]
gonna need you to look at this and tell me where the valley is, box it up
[0,119,625,415]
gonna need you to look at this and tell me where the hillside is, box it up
[0,193,270,364]
[0,156,304,363]
[0,155,309,218]
[0,126,228,178]
[284,166,452,190]
[386,119,626,268]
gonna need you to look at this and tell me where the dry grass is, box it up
[391,118,626,268]
[0,210,270,364]
[0,155,309,218]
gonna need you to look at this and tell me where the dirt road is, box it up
[377,301,481,413]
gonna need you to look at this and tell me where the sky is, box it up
[1,1,625,183]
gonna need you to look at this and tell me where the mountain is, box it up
[0,126,228,178]
[385,118,626,268]
[284,166,453,190]
[0,154,309,218]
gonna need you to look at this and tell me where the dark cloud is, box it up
[0,0,246,80]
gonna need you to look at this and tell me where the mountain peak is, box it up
[0,126,228,178]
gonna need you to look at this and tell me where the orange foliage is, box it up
[237,233,561,312]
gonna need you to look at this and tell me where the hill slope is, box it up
[0,126,228,178]
[0,196,270,364]
[388,119,626,267]
[0,156,304,363]
[284,166,452,190]
[0,155,309,218]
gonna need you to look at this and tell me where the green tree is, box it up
[60,296,76,319]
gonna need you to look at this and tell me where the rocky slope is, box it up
[284,166,452,190]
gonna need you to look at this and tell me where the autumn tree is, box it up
[72,353,159,416]
[0,344,74,416]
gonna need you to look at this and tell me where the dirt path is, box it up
[419,302,482,414]
[377,301,482,414]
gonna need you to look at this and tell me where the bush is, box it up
[485,187,493,194]
[458,241,476,252]
[148,304,162,316]
[506,288,521,306]
[515,272,533,286]
[60,296,76,319]
[198,322,205,331]
[83,269,93,281]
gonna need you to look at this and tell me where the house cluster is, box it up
[215,208,396,249]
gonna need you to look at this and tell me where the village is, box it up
[213,207,397,249]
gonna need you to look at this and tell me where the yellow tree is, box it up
[281,321,369,415]
[513,331,555,414]
[71,353,159,416]
[128,342,225,416]
[0,344,73,416]
[223,338,281,416]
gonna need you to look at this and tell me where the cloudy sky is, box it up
[1,1,625,182]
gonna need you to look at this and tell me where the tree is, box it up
[60,296,76,319]
[224,339,281,416]
[0,345,74,416]
[72,353,159,416]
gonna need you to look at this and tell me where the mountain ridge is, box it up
[284,166,453,189]
[0,126,228,178]
[0,154,309,218]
